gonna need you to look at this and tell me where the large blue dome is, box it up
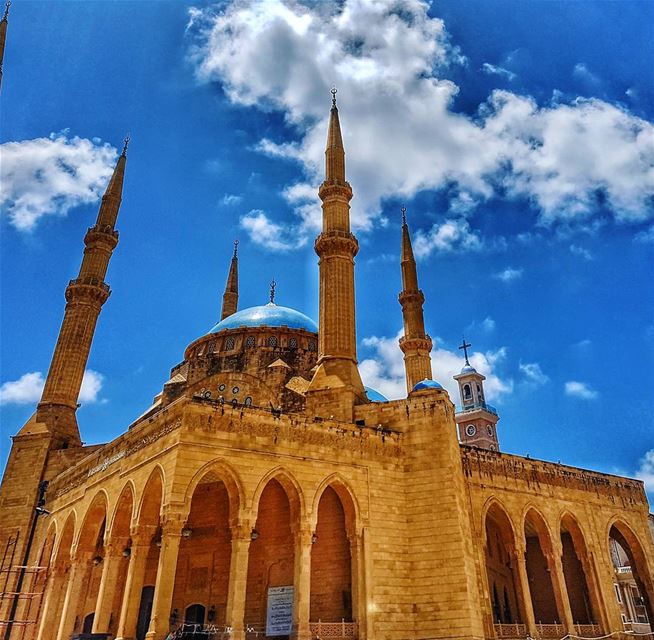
[364,386,389,403]
[209,303,318,334]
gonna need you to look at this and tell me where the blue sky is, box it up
[1,0,653,497]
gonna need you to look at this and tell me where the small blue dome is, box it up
[365,386,388,402]
[412,379,444,392]
[209,303,318,334]
[460,364,477,374]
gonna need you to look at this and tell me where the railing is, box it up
[310,620,358,638]
[494,623,604,639]
[457,401,498,416]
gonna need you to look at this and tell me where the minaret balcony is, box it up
[456,401,498,416]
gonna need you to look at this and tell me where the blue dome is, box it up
[365,386,388,402]
[209,303,318,334]
[460,364,477,374]
[412,379,444,392]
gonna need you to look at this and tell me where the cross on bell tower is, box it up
[453,337,500,451]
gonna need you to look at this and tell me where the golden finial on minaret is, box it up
[398,207,433,393]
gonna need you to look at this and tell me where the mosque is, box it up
[0,7,653,640]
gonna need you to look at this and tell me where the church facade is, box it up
[0,84,653,640]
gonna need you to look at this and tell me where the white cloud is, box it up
[188,0,654,239]
[222,193,243,206]
[0,132,117,231]
[359,330,512,401]
[482,62,516,82]
[573,62,600,87]
[239,209,306,251]
[564,380,598,400]
[635,225,654,243]
[481,316,496,332]
[494,267,523,282]
[0,369,104,405]
[635,450,654,496]
[519,362,549,386]
[570,244,593,260]
[413,218,483,257]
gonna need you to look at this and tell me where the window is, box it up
[244,396,253,407]
[246,335,255,347]
[268,336,278,347]
[224,337,235,350]
[218,384,226,392]
[464,384,471,399]
[308,340,317,352]
[289,337,298,349]
[207,340,216,353]
[614,584,622,603]
[232,386,240,394]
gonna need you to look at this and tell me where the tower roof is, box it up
[325,87,346,183]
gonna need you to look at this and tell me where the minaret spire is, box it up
[399,208,433,393]
[221,240,239,319]
[36,141,128,445]
[307,90,365,419]
[0,1,11,90]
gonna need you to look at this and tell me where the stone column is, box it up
[225,522,252,640]
[293,524,312,640]
[578,553,606,630]
[513,541,537,636]
[92,539,126,632]
[145,518,183,640]
[36,564,67,640]
[55,552,89,640]
[546,545,576,632]
[348,529,366,640]
[115,527,153,640]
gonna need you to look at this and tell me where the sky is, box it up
[1,0,653,498]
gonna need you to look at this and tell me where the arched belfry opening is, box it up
[483,503,523,627]
[310,485,354,623]
[609,523,654,630]
[245,477,298,634]
[524,510,559,625]
[560,515,598,626]
[171,472,235,629]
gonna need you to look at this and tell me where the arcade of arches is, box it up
[34,468,361,640]
[483,502,653,636]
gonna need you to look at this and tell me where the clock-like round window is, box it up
[466,424,477,437]
[486,425,493,437]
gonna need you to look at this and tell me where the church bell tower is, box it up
[454,338,500,450]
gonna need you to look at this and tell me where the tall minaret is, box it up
[221,240,239,319]
[398,207,433,393]
[36,138,129,445]
[0,1,10,90]
[307,89,365,419]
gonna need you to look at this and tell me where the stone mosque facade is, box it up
[1,12,653,640]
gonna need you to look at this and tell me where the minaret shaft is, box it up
[221,243,239,320]
[308,96,365,417]
[399,218,432,392]
[37,147,126,444]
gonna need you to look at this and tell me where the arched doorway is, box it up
[560,515,597,626]
[172,472,236,627]
[524,509,559,624]
[310,486,353,623]
[609,523,653,631]
[245,477,299,635]
[136,585,155,640]
[483,502,523,626]
[185,603,206,624]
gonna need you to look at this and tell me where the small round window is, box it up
[225,337,235,350]
[268,336,278,347]
[218,384,226,392]
[232,386,240,394]
[246,335,256,347]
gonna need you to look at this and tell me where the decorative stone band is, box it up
[84,226,119,250]
[399,335,433,353]
[398,290,426,306]
[314,230,359,258]
[318,181,353,202]
[65,278,111,304]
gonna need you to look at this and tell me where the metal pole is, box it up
[3,480,48,640]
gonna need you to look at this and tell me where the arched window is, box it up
[289,337,298,349]
[268,336,278,347]
[224,337,235,351]
[246,335,256,347]
[245,396,253,407]
[464,384,472,399]
[308,340,317,352]
[207,340,216,353]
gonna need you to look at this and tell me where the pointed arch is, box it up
[251,467,304,521]
[76,491,109,553]
[310,473,360,533]
[136,465,165,526]
[182,458,244,523]
[53,511,76,564]
[108,481,136,540]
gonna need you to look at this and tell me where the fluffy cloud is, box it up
[0,133,117,231]
[635,450,654,496]
[570,244,593,260]
[239,209,306,251]
[564,380,598,400]
[359,330,512,401]
[0,370,105,405]
[188,0,654,239]
[519,362,549,386]
[482,62,516,82]
[494,267,523,282]
[222,193,243,206]
[413,218,483,256]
